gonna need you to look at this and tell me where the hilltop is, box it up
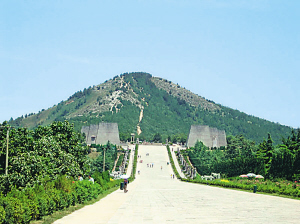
[9,72,293,144]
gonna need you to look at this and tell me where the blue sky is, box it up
[0,0,299,128]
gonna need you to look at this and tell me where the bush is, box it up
[0,205,5,223]
[0,172,121,223]
[75,180,102,203]
[167,145,181,179]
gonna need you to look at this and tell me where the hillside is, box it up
[9,72,293,145]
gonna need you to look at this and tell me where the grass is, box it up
[30,186,120,224]
[182,177,300,200]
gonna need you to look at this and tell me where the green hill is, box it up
[8,72,293,145]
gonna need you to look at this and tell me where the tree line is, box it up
[189,129,300,181]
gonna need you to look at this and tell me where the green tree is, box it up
[153,133,162,143]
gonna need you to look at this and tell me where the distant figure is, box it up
[88,175,94,184]
[171,174,173,178]
[138,170,140,175]
[78,175,83,181]
[124,178,128,193]
[173,174,175,179]
[147,164,149,167]
[161,166,162,170]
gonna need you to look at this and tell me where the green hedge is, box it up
[181,178,300,198]
[130,144,139,182]
[0,175,120,224]
[167,145,181,179]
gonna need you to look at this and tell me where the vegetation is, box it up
[188,130,300,181]
[0,175,121,224]
[0,121,123,223]
[181,177,300,198]
[88,142,118,173]
[167,145,181,179]
[130,144,138,181]
[7,72,293,145]
[0,121,88,193]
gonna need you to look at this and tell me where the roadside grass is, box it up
[186,178,300,200]
[30,186,120,224]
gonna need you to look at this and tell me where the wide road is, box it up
[55,145,300,223]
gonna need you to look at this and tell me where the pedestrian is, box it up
[173,174,175,179]
[78,175,83,181]
[171,174,172,178]
[88,175,94,184]
[161,166,162,170]
[124,178,128,193]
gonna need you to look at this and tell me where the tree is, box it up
[257,133,274,172]
[153,133,162,143]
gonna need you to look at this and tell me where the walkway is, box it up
[126,144,135,176]
[54,145,300,224]
[169,145,186,178]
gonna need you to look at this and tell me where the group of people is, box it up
[147,163,154,168]
[78,175,94,184]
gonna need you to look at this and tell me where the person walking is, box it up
[124,178,128,193]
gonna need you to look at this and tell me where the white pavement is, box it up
[169,146,186,179]
[55,145,300,224]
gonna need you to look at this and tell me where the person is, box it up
[173,174,175,179]
[88,175,94,184]
[78,175,83,181]
[124,178,128,193]
[161,166,162,170]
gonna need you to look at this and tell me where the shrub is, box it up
[167,145,181,179]
[75,180,102,203]
[0,205,5,223]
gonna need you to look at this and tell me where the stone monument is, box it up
[186,125,227,148]
[81,123,120,146]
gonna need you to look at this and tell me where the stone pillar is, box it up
[131,133,135,143]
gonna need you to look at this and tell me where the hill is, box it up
[8,72,293,145]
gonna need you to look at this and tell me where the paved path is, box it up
[169,146,186,178]
[126,144,135,176]
[55,145,300,224]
